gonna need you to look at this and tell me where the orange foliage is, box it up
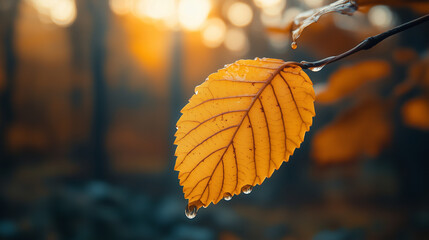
[394,55,429,97]
[174,58,315,209]
[7,123,49,153]
[393,48,418,65]
[317,60,391,103]
[402,97,429,130]
[312,98,392,164]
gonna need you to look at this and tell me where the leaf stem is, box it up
[297,14,429,70]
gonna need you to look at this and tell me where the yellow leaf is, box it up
[174,58,315,211]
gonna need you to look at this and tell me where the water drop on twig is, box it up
[308,64,326,72]
[291,42,297,49]
[185,205,197,219]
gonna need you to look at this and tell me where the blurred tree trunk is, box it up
[168,31,185,177]
[87,0,110,180]
[0,0,20,163]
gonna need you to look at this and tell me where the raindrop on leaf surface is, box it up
[223,193,232,201]
[241,185,253,194]
[185,205,197,219]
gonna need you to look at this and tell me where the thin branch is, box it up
[295,13,429,70]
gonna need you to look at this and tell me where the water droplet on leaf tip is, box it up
[291,42,297,50]
[224,193,232,201]
[185,205,197,219]
[241,185,253,194]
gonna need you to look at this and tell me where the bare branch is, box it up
[295,14,429,71]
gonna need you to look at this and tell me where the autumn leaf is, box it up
[174,58,315,212]
[312,98,391,165]
[402,96,429,130]
[317,60,391,104]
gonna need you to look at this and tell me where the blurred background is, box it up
[0,0,429,239]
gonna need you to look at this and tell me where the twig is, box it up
[296,14,429,70]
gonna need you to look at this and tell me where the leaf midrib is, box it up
[196,62,293,205]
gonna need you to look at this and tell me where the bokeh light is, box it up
[140,0,176,20]
[29,0,77,27]
[29,0,54,15]
[260,11,282,27]
[224,28,248,53]
[178,0,211,31]
[282,7,302,25]
[109,0,133,15]
[253,0,283,9]
[368,5,394,29]
[132,0,148,20]
[227,2,253,27]
[50,0,76,26]
[202,18,227,48]
[268,33,289,52]
[260,0,286,16]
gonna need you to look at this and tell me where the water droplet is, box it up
[290,0,357,46]
[291,42,297,49]
[176,126,179,130]
[223,193,232,201]
[308,64,326,72]
[241,185,253,194]
[185,205,197,219]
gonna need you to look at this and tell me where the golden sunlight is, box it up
[178,0,211,31]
